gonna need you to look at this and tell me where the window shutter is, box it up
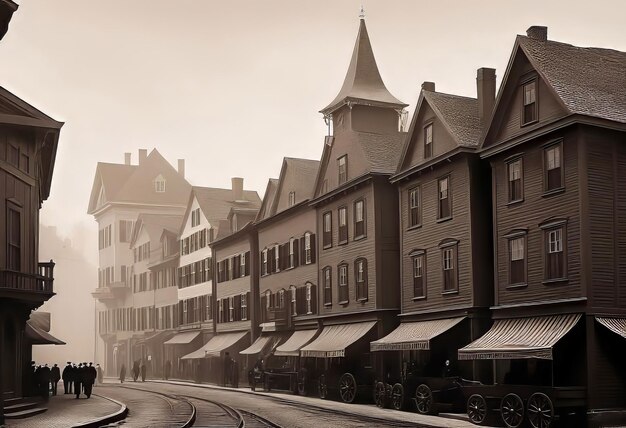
[311,284,317,313]
[281,244,288,270]
[293,238,300,267]
[234,294,241,321]
[300,238,306,264]
[260,294,267,322]
[269,247,275,273]
[310,234,317,263]
[245,251,250,276]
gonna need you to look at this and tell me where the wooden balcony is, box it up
[0,261,55,303]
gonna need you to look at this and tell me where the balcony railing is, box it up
[0,261,55,293]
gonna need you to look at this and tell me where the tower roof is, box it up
[321,18,407,116]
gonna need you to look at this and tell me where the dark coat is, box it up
[51,366,61,382]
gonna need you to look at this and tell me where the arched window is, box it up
[154,174,166,193]
[278,289,285,309]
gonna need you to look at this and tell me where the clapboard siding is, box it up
[214,236,253,299]
[493,128,581,306]
[399,156,474,313]
[617,141,626,309]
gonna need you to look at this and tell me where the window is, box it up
[338,264,348,303]
[288,191,296,207]
[261,249,268,276]
[289,239,295,268]
[98,225,112,250]
[544,144,563,191]
[438,177,451,220]
[306,283,313,314]
[508,159,523,202]
[441,243,458,292]
[241,293,248,321]
[290,285,297,316]
[191,208,201,227]
[355,258,368,301]
[323,267,332,306]
[354,199,365,238]
[323,212,332,248]
[240,253,246,278]
[278,289,285,309]
[274,244,280,273]
[155,175,166,192]
[229,296,234,322]
[304,233,312,264]
[183,300,188,324]
[545,226,566,280]
[522,80,537,125]
[412,252,425,298]
[509,236,526,285]
[424,124,433,158]
[338,206,348,244]
[119,220,134,243]
[6,205,21,271]
[409,187,421,227]
[338,155,347,185]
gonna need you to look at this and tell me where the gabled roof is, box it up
[256,179,280,221]
[423,91,481,148]
[192,186,261,225]
[517,35,626,124]
[130,213,183,248]
[268,157,319,216]
[87,149,191,214]
[320,18,407,116]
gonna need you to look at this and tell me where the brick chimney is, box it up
[138,149,147,164]
[124,152,131,165]
[177,159,185,178]
[232,177,244,201]
[422,81,436,92]
[477,67,496,127]
[526,26,548,41]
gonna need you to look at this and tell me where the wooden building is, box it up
[300,16,406,399]
[0,80,62,417]
[376,71,495,385]
[459,26,626,425]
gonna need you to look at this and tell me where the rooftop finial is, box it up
[359,5,365,19]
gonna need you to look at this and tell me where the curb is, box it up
[72,394,128,428]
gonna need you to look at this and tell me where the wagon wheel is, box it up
[501,393,524,428]
[318,374,328,399]
[467,394,488,425]
[415,384,434,415]
[297,370,307,395]
[374,381,387,408]
[391,383,404,411]
[527,392,554,428]
[338,372,357,403]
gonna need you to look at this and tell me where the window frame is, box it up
[355,258,368,302]
[338,206,348,245]
[323,266,332,306]
[288,191,296,207]
[322,211,333,249]
[440,240,459,293]
[543,141,564,194]
[354,198,366,240]
[290,285,297,317]
[408,186,421,228]
[424,123,433,159]
[507,157,524,203]
[338,263,349,304]
[306,283,313,314]
[437,176,452,221]
[521,78,538,126]
[304,232,312,264]
[540,219,568,283]
[410,250,426,299]
[338,155,348,185]
[505,231,528,287]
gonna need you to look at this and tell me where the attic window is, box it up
[338,155,347,185]
[424,124,433,158]
[522,79,537,125]
[155,175,166,193]
[288,191,296,207]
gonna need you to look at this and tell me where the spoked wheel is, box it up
[318,374,328,399]
[501,393,524,428]
[467,394,488,425]
[338,372,357,403]
[415,384,434,415]
[297,370,307,395]
[527,392,554,428]
[374,381,387,408]
[390,383,404,411]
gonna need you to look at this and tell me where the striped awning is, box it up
[300,321,376,358]
[240,334,281,355]
[370,317,465,352]
[164,331,201,345]
[596,317,626,339]
[182,331,247,359]
[274,329,318,357]
[458,314,581,360]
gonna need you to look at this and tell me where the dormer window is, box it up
[338,155,347,185]
[522,79,537,125]
[288,191,296,207]
[155,175,166,193]
[424,124,433,158]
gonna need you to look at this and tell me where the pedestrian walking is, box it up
[96,364,103,385]
[39,364,51,400]
[165,360,171,380]
[83,363,96,398]
[75,363,83,399]
[119,364,126,383]
[62,362,73,394]
[132,360,139,382]
[50,364,60,395]
[140,361,146,382]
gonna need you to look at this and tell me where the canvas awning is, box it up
[26,321,65,345]
[136,330,173,345]
[240,334,282,355]
[596,317,626,339]
[300,321,376,358]
[458,314,581,360]
[163,331,201,345]
[370,317,465,351]
[181,331,247,359]
[274,329,318,357]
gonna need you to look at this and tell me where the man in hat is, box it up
[75,363,83,398]
[62,362,73,394]
[50,364,60,395]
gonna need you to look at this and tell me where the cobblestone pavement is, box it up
[4,390,121,428]
[114,380,484,428]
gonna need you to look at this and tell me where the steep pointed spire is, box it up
[321,18,407,115]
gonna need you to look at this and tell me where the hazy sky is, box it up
[1,0,625,265]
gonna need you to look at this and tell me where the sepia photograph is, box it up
[0,0,625,427]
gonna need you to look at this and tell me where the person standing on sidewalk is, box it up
[50,364,60,395]
[119,364,126,383]
[62,362,72,394]
[140,361,146,382]
[75,363,83,399]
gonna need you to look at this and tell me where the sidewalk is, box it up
[4,391,125,428]
[144,378,486,428]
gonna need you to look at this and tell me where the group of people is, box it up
[61,362,103,399]
[118,359,147,383]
